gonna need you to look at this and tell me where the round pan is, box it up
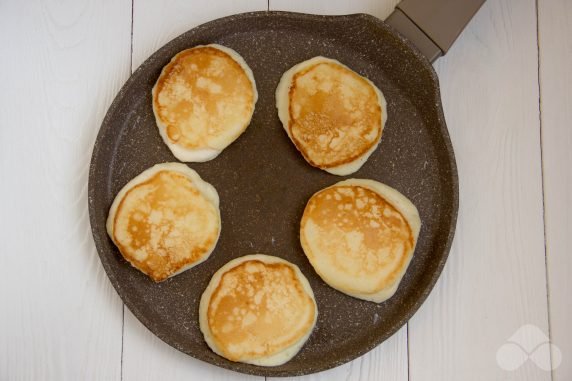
[89,11,458,377]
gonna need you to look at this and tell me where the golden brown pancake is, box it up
[276,57,387,175]
[106,163,220,282]
[199,255,317,366]
[300,179,420,302]
[152,44,257,162]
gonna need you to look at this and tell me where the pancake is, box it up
[199,254,317,366]
[106,163,221,282]
[276,57,387,175]
[300,179,420,302]
[152,44,258,162]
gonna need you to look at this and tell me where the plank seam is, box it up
[535,0,554,380]
[130,0,134,72]
[406,323,410,381]
[121,0,135,380]
[121,305,125,381]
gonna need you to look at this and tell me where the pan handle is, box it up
[386,0,485,62]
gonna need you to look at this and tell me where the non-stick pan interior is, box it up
[89,12,458,377]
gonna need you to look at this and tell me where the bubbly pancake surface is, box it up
[288,61,382,168]
[112,169,220,282]
[301,184,414,298]
[153,45,256,157]
[205,259,316,363]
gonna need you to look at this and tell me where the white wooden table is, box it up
[1,0,570,380]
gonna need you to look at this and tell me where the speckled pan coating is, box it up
[88,11,458,377]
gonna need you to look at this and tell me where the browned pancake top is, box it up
[113,170,219,282]
[301,185,413,293]
[153,46,255,149]
[288,62,382,168]
[207,260,315,361]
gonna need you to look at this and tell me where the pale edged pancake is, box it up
[152,44,258,162]
[106,163,221,282]
[199,254,317,366]
[300,179,420,303]
[276,57,387,175]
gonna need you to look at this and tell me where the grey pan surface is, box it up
[88,11,458,377]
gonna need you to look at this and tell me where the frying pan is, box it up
[89,0,483,376]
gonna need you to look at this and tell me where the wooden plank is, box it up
[538,0,572,378]
[131,0,268,70]
[269,0,399,20]
[265,2,407,381]
[0,0,131,380]
[408,0,551,380]
[123,1,267,380]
